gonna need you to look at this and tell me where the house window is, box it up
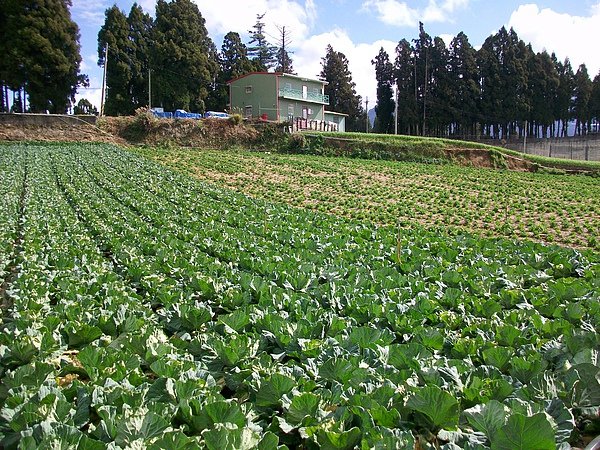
[244,105,253,118]
[245,86,252,94]
[288,104,294,117]
[285,82,292,90]
[302,85,307,99]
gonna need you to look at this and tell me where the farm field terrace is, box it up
[0,142,599,449]
[138,146,600,250]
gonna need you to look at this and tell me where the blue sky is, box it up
[72,0,600,110]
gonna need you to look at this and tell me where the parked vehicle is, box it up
[204,111,229,119]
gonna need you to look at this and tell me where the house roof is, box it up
[227,71,328,85]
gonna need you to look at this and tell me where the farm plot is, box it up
[139,147,600,250]
[0,142,599,449]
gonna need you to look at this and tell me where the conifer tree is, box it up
[2,0,85,113]
[275,26,295,74]
[207,32,254,111]
[573,64,592,135]
[448,32,479,136]
[128,3,153,110]
[394,39,418,134]
[590,71,600,132]
[247,13,277,71]
[151,0,218,112]
[320,45,363,131]
[554,57,575,137]
[372,47,395,133]
[98,5,133,115]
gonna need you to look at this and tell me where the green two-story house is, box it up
[227,72,346,131]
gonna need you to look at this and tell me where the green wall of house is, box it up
[229,73,329,123]
[279,99,324,121]
[229,74,278,121]
[324,112,346,132]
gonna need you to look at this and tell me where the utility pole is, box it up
[423,46,427,136]
[100,43,108,117]
[365,96,369,132]
[394,85,398,135]
[523,119,527,153]
[148,69,152,110]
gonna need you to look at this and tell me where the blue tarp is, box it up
[151,109,222,120]
[151,110,173,119]
[174,109,202,119]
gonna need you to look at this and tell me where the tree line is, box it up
[2,0,598,138]
[372,23,600,138]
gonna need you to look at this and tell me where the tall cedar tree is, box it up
[152,0,218,112]
[527,50,559,138]
[412,22,432,135]
[372,47,395,133]
[0,2,7,112]
[207,32,254,111]
[448,32,479,136]
[128,4,153,111]
[553,57,575,137]
[394,39,418,134]
[206,31,254,111]
[591,72,600,131]
[1,0,84,113]
[573,64,593,135]
[320,45,364,131]
[98,6,133,115]
[247,13,277,71]
[427,36,453,136]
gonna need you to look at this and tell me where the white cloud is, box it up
[362,0,469,27]
[198,0,316,45]
[137,0,156,16]
[508,3,600,76]
[438,33,455,47]
[292,29,397,108]
[361,0,419,27]
[71,0,109,26]
[75,78,103,111]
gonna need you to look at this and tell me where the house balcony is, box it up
[278,87,329,105]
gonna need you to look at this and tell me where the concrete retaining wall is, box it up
[0,113,97,127]
[506,137,600,162]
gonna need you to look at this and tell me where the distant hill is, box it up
[368,108,376,128]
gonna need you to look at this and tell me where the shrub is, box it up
[229,113,243,126]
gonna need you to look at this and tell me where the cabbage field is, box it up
[139,147,600,250]
[0,142,599,449]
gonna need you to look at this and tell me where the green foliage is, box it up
[1,0,85,113]
[247,13,277,71]
[151,0,218,112]
[0,142,599,449]
[320,45,364,131]
[490,413,556,450]
[74,98,98,116]
[372,47,395,134]
[406,385,460,431]
[228,113,243,126]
